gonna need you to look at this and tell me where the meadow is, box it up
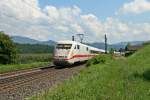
[31,44,150,100]
[17,53,52,64]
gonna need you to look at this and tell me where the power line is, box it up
[77,33,84,43]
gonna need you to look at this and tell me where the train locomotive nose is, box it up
[53,49,71,66]
[53,55,71,66]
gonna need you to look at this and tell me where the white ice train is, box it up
[53,40,105,66]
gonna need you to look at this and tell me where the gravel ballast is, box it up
[0,65,85,100]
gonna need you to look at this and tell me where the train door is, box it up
[77,44,80,55]
[86,47,90,60]
[74,44,80,62]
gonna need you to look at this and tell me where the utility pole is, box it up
[105,34,107,54]
[72,35,75,41]
[77,33,84,43]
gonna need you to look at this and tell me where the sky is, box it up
[0,0,150,43]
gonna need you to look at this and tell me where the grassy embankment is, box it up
[0,53,52,73]
[31,45,150,100]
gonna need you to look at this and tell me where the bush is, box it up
[109,48,115,55]
[125,52,134,57]
[143,41,150,46]
[143,69,150,81]
[86,54,112,67]
[0,31,17,64]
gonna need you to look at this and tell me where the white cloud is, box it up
[43,6,60,23]
[43,5,84,33]
[81,14,104,38]
[143,23,150,33]
[0,0,150,43]
[81,15,150,43]
[104,18,150,43]
[0,0,83,41]
[0,0,43,21]
[117,0,150,15]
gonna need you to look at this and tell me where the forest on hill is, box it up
[16,43,54,54]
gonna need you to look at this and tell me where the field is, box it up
[31,45,150,100]
[0,53,52,73]
[17,53,52,64]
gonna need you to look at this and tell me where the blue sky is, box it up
[39,0,150,23]
[0,0,150,43]
[39,0,128,21]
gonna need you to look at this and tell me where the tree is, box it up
[109,48,115,55]
[119,48,124,53]
[125,43,131,51]
[0,31,17,64]
[143,41,150,46]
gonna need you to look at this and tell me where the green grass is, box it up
[0,62,50,74]
[0,53,52,73]
[30,44,150,100]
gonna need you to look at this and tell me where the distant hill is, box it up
[87,42,109,49]
[89,41,144,50]
[40,40,56,46]
[12,36,40,44]
[11,36,144,51]
[11,36,56,46]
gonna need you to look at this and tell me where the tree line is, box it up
[16,43,54,54]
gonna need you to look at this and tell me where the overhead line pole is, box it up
[72,35,75,41]
[105,34,107,54]
[77,33,84,43]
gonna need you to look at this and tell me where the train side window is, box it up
[77,45,80,49]
[74,45,76,49]
[90,50,98,54]
[86,47,88,51]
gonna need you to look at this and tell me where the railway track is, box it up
[0,67,55,93]
[0,64,85,100]
[0,65,53,80]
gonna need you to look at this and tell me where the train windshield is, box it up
[56,44,72,49]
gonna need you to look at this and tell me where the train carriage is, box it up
[53,40,105,66]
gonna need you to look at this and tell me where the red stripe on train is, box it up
[64,54,96,60]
